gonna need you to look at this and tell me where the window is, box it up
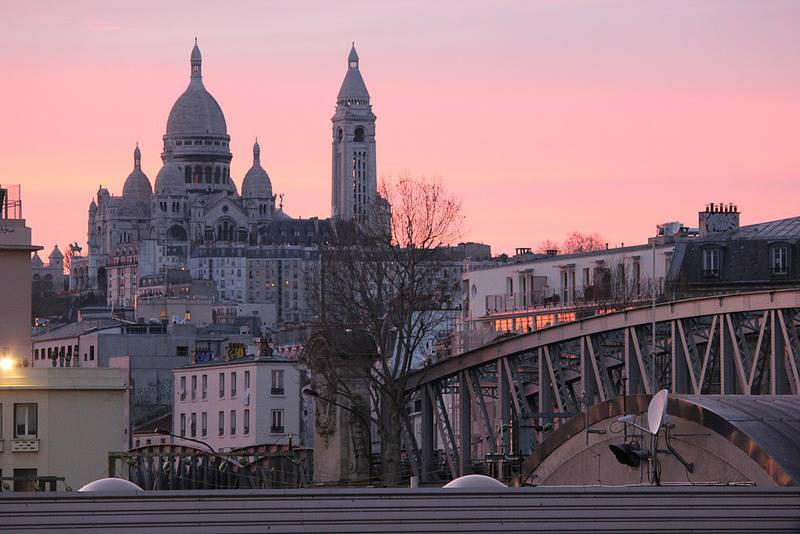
[703,248,721,277]
[230,410,237,435]
[772,246,788,275]
[271,409,284,434]
[354,126,365,142]
[201,374,208,400]
[89,345,95,361]
[179,376,186,401]
[180,413,186,437]
[191,375,197,401]
[231,372,237,398]
[219,373,225,398]
[244,370,250,390]
[244,409,250,435]
[13,468,38,492]
[14,404,38,438]
[201,412,208,437]
[218,411,224,436]
[271,369,285,395]
[190,413,197,437]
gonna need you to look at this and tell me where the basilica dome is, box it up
[154,143,185,196]
[122,144,153,201]
[241,140,273,198]
[165,41,228,136]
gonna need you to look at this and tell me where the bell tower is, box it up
[332,43,377,222]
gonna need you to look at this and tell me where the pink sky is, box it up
[2,1,799,255]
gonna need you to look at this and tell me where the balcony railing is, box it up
[270,426,284,434]
[270,387,285,396]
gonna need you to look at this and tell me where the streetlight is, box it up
[154,428,216,454]
[302,387,372,454]
[651,226,662,394]
[0,357,14,371]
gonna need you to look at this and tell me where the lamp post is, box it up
[154,427,216,454]
[302,387,373,455]
[651,226,661,394]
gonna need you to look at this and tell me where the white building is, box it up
[72,41,377,334]
[0,367,128,491]
[460,239,678,352]
[172,356,305,452]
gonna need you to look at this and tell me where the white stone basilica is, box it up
[70,41,377,331]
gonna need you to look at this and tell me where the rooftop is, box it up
[0,367,128,390]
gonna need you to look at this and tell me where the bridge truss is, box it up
[404,290,800,480]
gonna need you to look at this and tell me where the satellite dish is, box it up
[443,474,507,489]
[647,389,669,435]
[78,477,143,492]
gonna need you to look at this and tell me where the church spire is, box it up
[191,38,202,80]
[348,42,359,69]
[337,42,370,105]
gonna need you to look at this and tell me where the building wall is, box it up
[172,359,302,452]
[0,368,128,491]
[0,217,37,363]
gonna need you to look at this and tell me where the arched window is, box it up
[216,219,235,242]
[354,126,365,142]
[167,225,188,242]
[214,167,221,184]
[205,166,212,184]
[194,165,202,184]
[184,167,192,183]
[337,128,343,142]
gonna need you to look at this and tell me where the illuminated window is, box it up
[535,314,554,330]
[516,316,533,333]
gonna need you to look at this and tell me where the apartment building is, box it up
[0,367,128,491]
[172,356,305,452]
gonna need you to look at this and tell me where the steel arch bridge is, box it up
[404,289,800,480]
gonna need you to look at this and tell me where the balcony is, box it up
[270,426,284,434]
[12,438,39,452]
[270,388,285,396]
[701,269,720,279]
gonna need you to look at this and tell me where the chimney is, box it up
[699,201,740,237]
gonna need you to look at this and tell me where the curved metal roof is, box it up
[523,394,800,486]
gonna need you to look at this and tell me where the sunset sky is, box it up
[2,1,799,255]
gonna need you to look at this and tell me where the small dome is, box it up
[241,140,273,199]
[79,477,142,492]
[122,144,152,201]
[166,41,227,136]
[154,143,185,196]
[443,474,507,489]
[49,245,63,259]
[31,252,43,267]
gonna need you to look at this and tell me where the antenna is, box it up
[647,389,669,435]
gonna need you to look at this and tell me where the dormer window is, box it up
[349,60,357,69]
[702,247,721,278]
[771,245,788,275]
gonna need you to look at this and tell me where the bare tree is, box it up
[562,231,605,254]
[303,174,463,486]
